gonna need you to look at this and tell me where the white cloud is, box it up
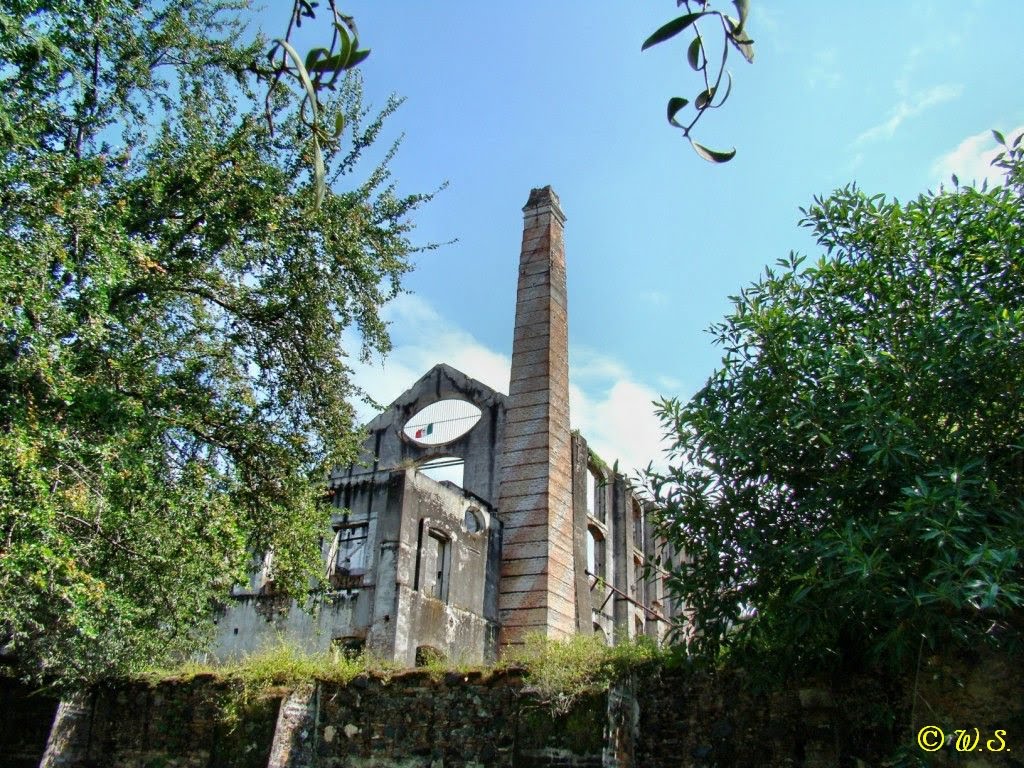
[853,84,962,145]
[931,125,1024,189]
[350,296,670,476]
[806,49,841,90]
[348,293,511,422]
[638,289,670,308]
[570,375,668,478]
[572,346,630,382]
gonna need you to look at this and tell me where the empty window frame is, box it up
[633,554,647,605]
[417,526,451,603]
[326,523,369,589]
[632,500,644,549]
[586,467,605,523]
[586,525,606,580]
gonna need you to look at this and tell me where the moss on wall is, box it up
[7,646,1022,767]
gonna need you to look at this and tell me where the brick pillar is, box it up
[498,186,575,648]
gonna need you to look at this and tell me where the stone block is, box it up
[498,608,551,631]
[499,573,552,597]
[505,401,555,425]
[500,539,554,562]
[500,447,554,470]
[502,417,554,441]
[517,284,567,308]
[512,319,554,341]
[498,491,549,515]
[509,346,564,373]
[501,460,551,482]
[516,269,557,291]
[519,257,557,277]
[508,373,555,396]
[500,557,548,577]
[499,585,552,612]
[507,332,552,355]
[512,307,555,330]
[505,386,551,406]
[501,521,552,544]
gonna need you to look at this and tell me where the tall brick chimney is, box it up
[497,186,576,648]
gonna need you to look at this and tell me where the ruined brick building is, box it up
[211,187,682,666]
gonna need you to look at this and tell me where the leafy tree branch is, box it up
[646,134,1024,678]
[643,0,754,162]
[0,0,433,685]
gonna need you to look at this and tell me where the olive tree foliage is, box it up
[0,0,433,684]
[643,0,754,163]
[646,134,1024,676]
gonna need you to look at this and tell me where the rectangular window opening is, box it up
[418,527,451,603]
[326,523,368,589]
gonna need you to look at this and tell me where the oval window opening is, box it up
[403,399,482,446]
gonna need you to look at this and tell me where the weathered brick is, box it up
[508,373,555,396]
[511,307,555,330]
[499,186,573,653]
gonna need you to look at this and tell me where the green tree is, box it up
[0,0,432,684]
[646,135,1024,676]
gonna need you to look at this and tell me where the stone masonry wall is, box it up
[8,646,1022,767]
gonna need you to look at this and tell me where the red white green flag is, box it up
[415,423,434,438]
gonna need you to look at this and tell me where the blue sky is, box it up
[257,2,1024,474]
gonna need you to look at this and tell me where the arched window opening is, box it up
[632,500,644,549]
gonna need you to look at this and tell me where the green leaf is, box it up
[718,72,734,104]
[312,136,325,207]
[335,21,352,68]
[332,112,345,139]
[276,37,319,119]
[667,97,689,128]
[348,49,371,68]
[642,13,707,51]
[690,141,736,163]
[304,46,329,73]
[732,0,750,33]
[309,53,343,73]
[992,129,1006,146]
[732,34,755,64]
[695,87,716,110]
[687,37,703,70]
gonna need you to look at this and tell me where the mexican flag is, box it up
[415,423,434,438]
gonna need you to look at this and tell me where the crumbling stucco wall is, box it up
[211,468,501,666]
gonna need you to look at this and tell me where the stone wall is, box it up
[0,680,60,768]
[14,670,612,768]
[7,647,1023,767]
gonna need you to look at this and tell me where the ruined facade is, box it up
[211,187,680,666]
